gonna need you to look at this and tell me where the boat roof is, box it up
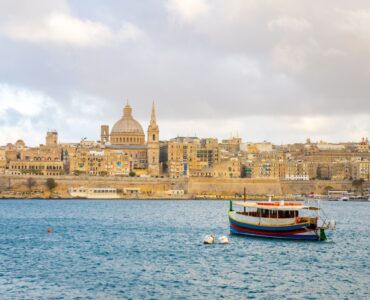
[233,201,319,211]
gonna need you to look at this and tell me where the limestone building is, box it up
[98,102,160,176]
[6,133,65,176]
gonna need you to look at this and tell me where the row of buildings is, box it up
[1,103,369,181]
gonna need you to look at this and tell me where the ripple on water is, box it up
[0,200,369,299]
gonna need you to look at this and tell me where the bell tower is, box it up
[100,125,109,144]
[147,102,160,176]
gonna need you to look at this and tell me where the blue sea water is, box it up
[0,200,369,300]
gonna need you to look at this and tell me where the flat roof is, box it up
[233,201,319,211]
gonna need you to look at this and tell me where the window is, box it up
[152,134,156,141]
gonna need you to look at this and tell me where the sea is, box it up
[0,200,369,300]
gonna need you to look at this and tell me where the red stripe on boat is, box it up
[230,222,313,236]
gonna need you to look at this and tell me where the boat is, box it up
[327,190,352,201]
[348,195,370,202]
[68,187,120,199]
[338,196,349,201]
[228,200,335,241]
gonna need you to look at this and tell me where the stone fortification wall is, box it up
[0,175,368,198]
[0,175,188,197]
[280,180,367,195]
[188,178,282,195]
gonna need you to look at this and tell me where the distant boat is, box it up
[339,196,349,201]
[348,195,370,202]
[68,187,120,199]
[228,200,335,241]
[327,190,353,201]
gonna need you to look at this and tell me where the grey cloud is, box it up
[0,0,369,144]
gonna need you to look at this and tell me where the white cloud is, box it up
[0,122,45,147]
[268,16,312,32]
[117,22,144,42]
[0,83,53,116]
[339,9,370,44]
[159,114,370,144]
[272,44,308,72]
[0,13,143,47]
[220,55,261,80]
[0,83,110,146]
[166,0,210,23]
[290,116,330,133]
[0,1,369,144]
[0,83,56,145]
[321,48,346,57]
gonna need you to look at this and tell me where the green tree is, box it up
[129,171,136,177]
[323,186,333,195]
[45,178,57,191]
[26,177,37,192]
[352,179,365,195]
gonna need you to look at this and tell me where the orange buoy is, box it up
[47,228,53,233]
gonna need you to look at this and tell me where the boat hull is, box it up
[229,212,321,240]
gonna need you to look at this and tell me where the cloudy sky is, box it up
[0,0,369,146]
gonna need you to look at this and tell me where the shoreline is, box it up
[1,174,369,201]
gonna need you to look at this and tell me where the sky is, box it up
[0,0,369,146]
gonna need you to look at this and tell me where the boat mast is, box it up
[244,187,246,213]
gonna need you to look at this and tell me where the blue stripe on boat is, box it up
[229,216,310,232]
[230,227,319,240]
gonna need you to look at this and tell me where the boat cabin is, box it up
[231,201,319,226]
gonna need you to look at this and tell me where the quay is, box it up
[1,175,368,200]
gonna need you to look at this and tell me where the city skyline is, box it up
[1,1,370,145]
[1,100,367,147]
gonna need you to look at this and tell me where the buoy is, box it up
[218,236,229,244]
[203,234,215,244]
[47,228,53,233]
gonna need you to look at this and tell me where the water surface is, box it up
[0,200,369,299]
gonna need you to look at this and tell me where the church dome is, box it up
[111,104,144,135]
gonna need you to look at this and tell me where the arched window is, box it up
[152,134,156,141]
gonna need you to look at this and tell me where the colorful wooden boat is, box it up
[228,200,335,241]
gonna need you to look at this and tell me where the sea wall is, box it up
[188,178,282,195]
[0,175,368,198]
[0,175,188,198]
[280,180,359,195]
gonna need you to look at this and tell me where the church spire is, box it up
[147,101,160,176]
[150,101,157,125]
